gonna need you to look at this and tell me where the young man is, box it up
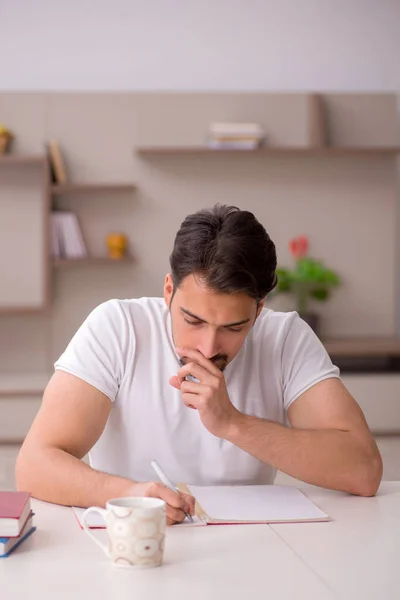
[16,205,382,524]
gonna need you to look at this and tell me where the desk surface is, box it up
[1,482,399,600]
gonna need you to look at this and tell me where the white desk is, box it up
[1,483,399,600]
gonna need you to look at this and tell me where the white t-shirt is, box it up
[54,298,340,486]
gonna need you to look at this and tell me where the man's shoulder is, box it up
[255,307,300,335]
[251,308,312,355]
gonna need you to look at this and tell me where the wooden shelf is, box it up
[0,155,46,165]
[136,146,400,157]
[0,306,50,316]
[322,338,400,357]
[51,183,136,195]
[0,374,49,397]
[53,257,133,267]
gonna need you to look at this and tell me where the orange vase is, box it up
[106,233,128,259]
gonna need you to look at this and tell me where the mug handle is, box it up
[82,507,110,557]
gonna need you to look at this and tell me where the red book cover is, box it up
[0,492,31,536]
[0,492,30,519]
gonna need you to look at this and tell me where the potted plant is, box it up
[274,235,340,334]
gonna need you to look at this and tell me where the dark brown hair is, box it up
[169,204,277,301]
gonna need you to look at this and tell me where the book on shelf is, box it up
[0,513,36,558]
[207,122,265,150]
[51,211,88,259]
[0,491,31,537]
[47,140,68,184]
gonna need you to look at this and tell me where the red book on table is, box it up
[0,492,31,537]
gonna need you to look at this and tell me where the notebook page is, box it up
[188,485,329,522]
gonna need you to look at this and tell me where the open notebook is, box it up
[72,485,329,528]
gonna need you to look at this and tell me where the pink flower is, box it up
[289,235,309,259]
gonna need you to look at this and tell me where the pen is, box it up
[150,459,193,522]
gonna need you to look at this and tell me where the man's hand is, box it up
[170,348,241,439]
[126,481,196,526]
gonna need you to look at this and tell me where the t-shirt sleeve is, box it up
[54,300,133,402]
[281,313,340,411]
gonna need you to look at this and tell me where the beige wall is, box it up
[2,1,400,92]
[0,92,398,374]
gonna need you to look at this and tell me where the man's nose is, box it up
[198,330,219,359]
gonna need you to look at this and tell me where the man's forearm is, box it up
[16,446,135,507]
[226,414,382,496]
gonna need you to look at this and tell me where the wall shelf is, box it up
[50,183,136,267]
[0,374,49,397]
[322,338,400,357]
[52,183,136,195]
[52,257,133,267]
[136,146,400,157]
[0,155,46,166]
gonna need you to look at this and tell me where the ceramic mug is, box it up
[82,497,166,569]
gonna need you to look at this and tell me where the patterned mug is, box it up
[82,497,166,568]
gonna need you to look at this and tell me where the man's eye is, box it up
[184,319,202,326]
[227,327,243,333]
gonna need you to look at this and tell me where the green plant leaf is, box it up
[273,252,340,305]
[322,269,340,286]
[275,268,293,292]
[310,288,330,301]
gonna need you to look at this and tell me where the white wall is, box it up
[1,0,400,91]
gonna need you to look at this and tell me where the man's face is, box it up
[164,273,263,369]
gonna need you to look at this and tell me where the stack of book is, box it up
[51,211,88,260]
[207,122,265,150]
[0,491,36,558]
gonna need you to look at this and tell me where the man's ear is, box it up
[255,299,265,320]
[164,273,174,308]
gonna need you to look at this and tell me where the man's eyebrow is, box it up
[180,307,251,328]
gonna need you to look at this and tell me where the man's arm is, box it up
[16,371,194,524]
[173,349,382,497]
[226,378,382,496]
